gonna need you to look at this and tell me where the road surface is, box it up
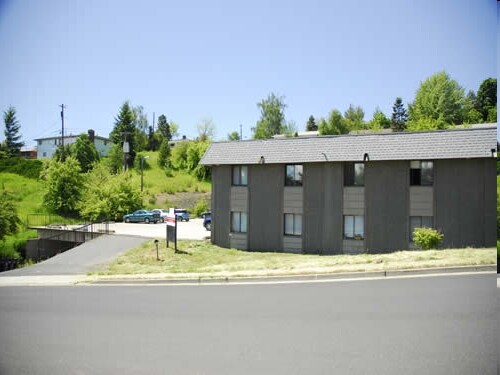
[0,273,496,374]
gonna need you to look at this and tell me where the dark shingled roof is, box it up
[200,124,497,165]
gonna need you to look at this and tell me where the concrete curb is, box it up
[88,264,497,286]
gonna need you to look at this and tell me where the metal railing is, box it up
[34,220,113,261]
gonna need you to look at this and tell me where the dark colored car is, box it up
[123,210,160,224]
[174,209,190,222]
[203,212,211,231]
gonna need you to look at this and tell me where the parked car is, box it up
[151,209,169,223]
[174,209,190,222]
[203,212,211,231]
[123,210,161,224]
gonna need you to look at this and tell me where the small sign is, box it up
[166,208,177,253]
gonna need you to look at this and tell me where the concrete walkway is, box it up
[0,235,147,277]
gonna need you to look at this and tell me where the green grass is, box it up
[127,152,211,197]
[90,240,496,279]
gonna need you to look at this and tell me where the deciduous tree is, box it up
[344,104,365,131]
[227,131,240,141]
[72,133,100,173]
[319,109,349,135]
[0,190,21,241]
[254,93,286,139]
[197,117,216,141]
[408,71,465,128]
[41,157,84,214]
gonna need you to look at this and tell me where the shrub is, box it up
[413,227,444,250]
[191,199,209,218]
[0,157,43,179]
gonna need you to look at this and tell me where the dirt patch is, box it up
[153,192,211,211]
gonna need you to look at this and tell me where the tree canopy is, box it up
[318,109,349,135]
[408,71,465,129]
[254,93,286,139]
[72,133,100,173]
[0,190,21,242]
[306,115,317,131]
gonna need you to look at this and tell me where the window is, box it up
[410,161,433,186]
[284,214,302,236]
[344,163,364,186]
[285,164,303,186]
[42,152,47,157]
[232,166,248,186]
[231,212,247,233]
[409,216,433,241]
[38,140,42,146]
[344,215,364,240]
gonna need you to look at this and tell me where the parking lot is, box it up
[108,218,210,240]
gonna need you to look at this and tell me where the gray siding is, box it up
[343,187,365,215]
[303,163,343,254]
[343,240,365,254]
[365,161,409,253]
[435,158,496,248]
[230,187,248,211]
[283,236,302,253]
[211,166,231,248]
[248,165,283,251]
[229,233,248,250]
[283,187,303,213]
[409,187,433,216]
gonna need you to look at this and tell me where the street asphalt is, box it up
[0,273,496,375]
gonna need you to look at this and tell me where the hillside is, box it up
[0,153,212,259]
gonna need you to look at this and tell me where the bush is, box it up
[413,227,444,250]
[0,157,43,179]
[191,199,209,218]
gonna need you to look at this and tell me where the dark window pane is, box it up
[354,163,364,186]
[344,163,354,186]
[410,168,421,185]
[232,167,240,185]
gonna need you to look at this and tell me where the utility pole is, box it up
[121,131,132,171]
[59,104,65,160]
[152,112,155,132]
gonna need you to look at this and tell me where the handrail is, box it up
[35,220,112,261]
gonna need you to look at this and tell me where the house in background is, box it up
[200,124,497,254]
[34,129,112,159]
[20,146,37,159]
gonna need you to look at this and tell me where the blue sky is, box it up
[0,0,496,146]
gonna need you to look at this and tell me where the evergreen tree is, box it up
[109,102,136,169]
[306,115,317,131]
[3,106,24,155]
[344,105,365,131]
[476,78,497,122]
[158,139,171,168]
[157,115,172,141]
[391,97,408,132]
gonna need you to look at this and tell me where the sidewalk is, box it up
[0,265,495,287]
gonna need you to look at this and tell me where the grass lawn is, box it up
[89,240,496,279]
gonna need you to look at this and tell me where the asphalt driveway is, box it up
[0,235,146,276]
